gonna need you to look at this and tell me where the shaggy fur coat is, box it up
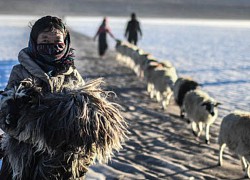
[0,78,128,180]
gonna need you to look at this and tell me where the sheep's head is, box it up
[0,79,42,129]
[145,60,160,71]
[115,39,122,48]
[201,101,221,116]
[187,80,200,90]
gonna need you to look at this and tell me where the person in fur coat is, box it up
[0,16,127,180]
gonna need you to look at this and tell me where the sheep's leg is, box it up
[139,69,144,79]
[240,156,247,171]
[180,107,187,120]
[191,121,198,137]
[147,83,152,93]
[116,53,121,60]
[162,99,166,110]
[162,92,172,110]
[166,91,173,105]
[197,122,203,138]
[149,89,155,99]
[136,66,141,77]
[247,162,250,179]
[239,156,249,178]
[180,109,184,118]
[205,124,210,144]
[156,92,161,102]
[218,143,226,166]
[239,156,250,178]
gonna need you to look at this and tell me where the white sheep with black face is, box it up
[218,111,250,178]
[182,89,221,144]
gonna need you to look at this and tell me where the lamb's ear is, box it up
[215,102,222,107]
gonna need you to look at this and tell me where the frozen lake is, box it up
[0,16,249,116]
[66,17,250,115]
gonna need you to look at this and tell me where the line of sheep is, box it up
[115,40,250,178]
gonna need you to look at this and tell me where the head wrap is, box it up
[28,16,75,76]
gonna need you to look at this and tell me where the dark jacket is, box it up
[125,19,142,40]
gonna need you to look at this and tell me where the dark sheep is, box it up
[173,77,200,118]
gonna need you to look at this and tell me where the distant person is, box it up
[125,13,142,45]
[94,17,116,58]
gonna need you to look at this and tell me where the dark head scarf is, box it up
[28,16,75,76]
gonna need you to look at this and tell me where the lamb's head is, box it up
[201,101,221,116]
[0,79,42,129]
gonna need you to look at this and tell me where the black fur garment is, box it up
[0,78,128,180]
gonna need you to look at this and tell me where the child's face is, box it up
[37,29,65,45]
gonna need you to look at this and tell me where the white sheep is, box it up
[182,89,221,144]
[115,41,138,68]
[141,60,177,110]
[143,60,162,96]
[152,66,178,109]
[132,50,148,77]
[218,111,250,178]
[173,77,200,118]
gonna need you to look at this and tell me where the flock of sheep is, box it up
[115,40,250,178]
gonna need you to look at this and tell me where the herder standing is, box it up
[125,13,142,45]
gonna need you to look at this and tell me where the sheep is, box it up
[115,40,136,68]
[157,73,177,110]
[136,53,157,79]
[144,60,178,110]
[0,78,128,179]
[152,66,178,109]
[134,51,148,76]
[218,111,250,178]
[182,89,221,144]
[142,59,161,95]
[115,40,130,64]
[173,77,200,118]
